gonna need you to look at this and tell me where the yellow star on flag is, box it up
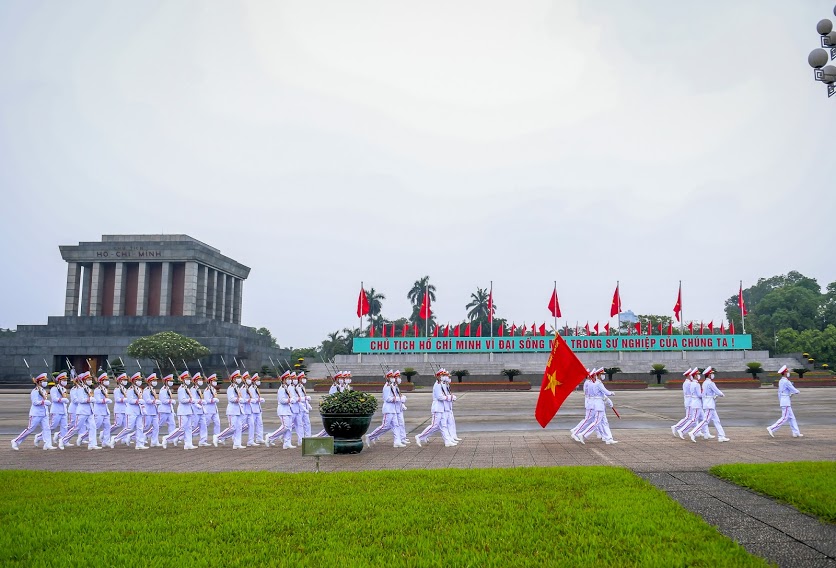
[546,371,562,396]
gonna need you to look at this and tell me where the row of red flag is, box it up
[369,321,549,338]
[359,282,748,323]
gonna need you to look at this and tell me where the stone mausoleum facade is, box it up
[0,235,287,382]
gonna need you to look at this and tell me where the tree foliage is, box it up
[126,332,210,369]
[255,327,279,348]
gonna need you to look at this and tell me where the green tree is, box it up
[466,287,495,321]
[637,315,674,333]
[402,367,418,383]
[321,331,350,359]
[745,362,764,379]
[127,332,210,373]
[255,327,279,348]
[407,276,436,308]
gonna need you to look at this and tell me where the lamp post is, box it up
[807,5,836,98]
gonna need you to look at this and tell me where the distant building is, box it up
[0,235,287,382]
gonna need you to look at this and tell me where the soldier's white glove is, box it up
[305,396,311,402]
[402,405,407,411]
[290,398,298,404]
[212,398,219,403]
[261,397,266,403]
[452,395,457,402]
[106,399,112,404]
[400,396,406,403]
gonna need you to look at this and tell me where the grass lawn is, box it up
[711,461,836,524]
[0,467,767,567]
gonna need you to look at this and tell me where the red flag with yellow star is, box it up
[535,333,588,428]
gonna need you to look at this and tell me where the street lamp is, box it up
[808,5,836,97]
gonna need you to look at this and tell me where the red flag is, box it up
[432,325,439,337]
[414,323,419,337]
[521,324,528,336]
[402,323,408,337]
[634,322,641,335]
[584,322,590,336]
[673,284,682,322]
[497,324,503,337]
[444,325,450,337]
[382,325,388,338]
[419,290,432,320]
[604,323,610,335]
[700,321,704,335]
[476,323,482,337]
[547,286,562,318]
[658,322,663,335]
[720,321,725,335]
[574,323,579,336]
[593,322,599,335]
[454,324,460,337]
[464,322,471,336]
[667,322,673,335]
[738,283,748,316]
[510,323,517,336]
[535,333,588,428]
[532,323,538,336]
[730,320,735,334]
[647,321,652,335]
[539,323,546,336]
[610,284,622,317]
[357,287,370,318]
[708,321,714,334]
[688,322,694,334]
[487,289,494,322]
[369,325,375,337]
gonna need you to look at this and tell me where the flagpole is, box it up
[679,280,683,335]
[740,280,746,334]
[489,280,493,340]
[424,284,429,339]
[360,281,364,335]
[616,280,621,336]
[553,280,557,333]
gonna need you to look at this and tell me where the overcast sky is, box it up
[1,1,834,348]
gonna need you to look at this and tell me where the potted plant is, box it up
[745,362,764,379]
[319,390,378,454]
[402,367,418,383]
[501,369,521,382]
[603,367,621,381]
[649,364,668,385]
[792,368,808,378]
[451,369,469,383]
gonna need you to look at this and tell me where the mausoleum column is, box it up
[113,262,125,316]
[89,262,104,316]
[159,262,171,316]
[136,262,148,316]
[183,261,199,316]
[64,262,80,316]
[233,278,243,324]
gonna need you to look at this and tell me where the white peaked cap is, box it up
[703,366,713,376]
[683,368,693,376]
[778,365,788,375]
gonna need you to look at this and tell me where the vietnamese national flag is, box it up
[667,322,673,335]
[476,323,482,337]
[610,284,622,317]
[688,322,694,334]
[548,286,562,318]
[357,287,370,318]
[647,321,652,335]
[738,283,748,316]
[464,322,471,336]
[487,289,494,322]
[419,290,432,320]
[539,323,547,336]
[708,321,714,334]
[730,320,735,334]
[510,323,517,336]
[700,321,704,335]
[402,323,409,337]
[584,322,590,336]
[521,324,528,336]
[658,322,663,335]
[382,325,387,338]
[720,321,725,335]
[531,323,537,336]
[497,324,503,337]
[454,324,461,337]
[432,325,439,337]
[414,323,419,337]
[444,325,450,337]
[604,323,610,335]
[535,333,589,428]
[369,325,375,338]
[634,322,641,335]
[673,284,682,322]
[593,322,599,335]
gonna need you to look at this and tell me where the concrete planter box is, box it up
[773,379,836,388]
[604,381,648,390]
[449,382,531,391]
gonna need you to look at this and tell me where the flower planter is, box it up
[665,379,761,389]
[772,379,836,388]
[320,413,374,454]
[312,382,415,393]
[606,381,648,390]
[448,382,532,392]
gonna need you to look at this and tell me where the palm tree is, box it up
[320,330,345,359]
[466,287,496,321]
[407,276,436,308]
[366,287,386,318]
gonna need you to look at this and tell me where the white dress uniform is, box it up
[163,375,196,449]
[11,375,54,451]
[157,377,177,438]
[570,372,595,437]
[689,369,728,442]
[575,376,615,443]
[296,373,312,440]
[73,375,100,449]
[671,369,695,436]
[217,372,246,448]
[203,376,222,446]
[49,374,70,442]
[92,374,112,446]
[367,373,399,446]
[676,373,705,439]
[190,378,207,446]
[392,372,408,445]
[441,372,461,442]
[247,378,264,446]
[142,375,161,446]
[314,375,341,437]
[415,374,456,447]
[110,375,147,449]
[112,376,129,433]
[768,367,802,437]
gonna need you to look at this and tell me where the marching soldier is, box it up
[203,374,222,447]
[675,369,704,439]
[112,373,129,435]
[216,370,245,448]
[266,371,295,449]
[49,371,70,445]
[76,371,100,449]
[240,372,255,446]
[248,373,265,446]
[572,369,616,444]
[392,370,409,445]
[296,372,312,440]
[767,365,803,438]
[109,373,146,449]
[190,373,209,447]
[92,372,112,448]
[366,370,399,447]
[142,373,161,447]
[158,374,177,441]
[162,371,196,450]
[441,369,461,443]
[671,368,694,437]
[415,369,456,447]
[688,366,729,442]
[11,373,54,451]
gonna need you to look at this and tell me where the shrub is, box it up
[501,369,521,382]
[792,368,808,378]
[745,362,764,379]
[319,390,377,414]
[451,369,470,383]
[603,367,622,381]
[402,367,418,383]
[649,364,668,384]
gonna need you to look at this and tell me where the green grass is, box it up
[0,468,767,567]
[711,461,836,524]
